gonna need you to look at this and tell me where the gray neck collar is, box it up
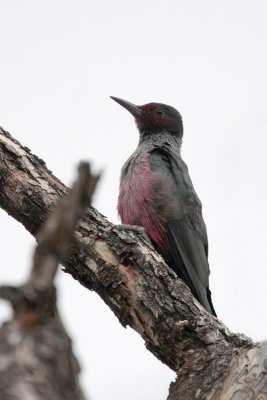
[138,131,183,157]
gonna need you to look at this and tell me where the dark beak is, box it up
[110,96,143,118]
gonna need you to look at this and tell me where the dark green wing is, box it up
[149,148,216,316]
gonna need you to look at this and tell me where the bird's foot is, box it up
[110,224,153,247]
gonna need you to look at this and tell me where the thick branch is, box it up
[29,161,99,295]
[1,126,266,399]
[0,162,97,400]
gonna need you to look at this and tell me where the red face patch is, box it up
[136,103,169,130]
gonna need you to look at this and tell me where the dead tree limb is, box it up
[0,126,266,399]
[0,161,98,400]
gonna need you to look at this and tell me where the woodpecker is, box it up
[111,96,216,316]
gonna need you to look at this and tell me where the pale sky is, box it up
[0,1,267,399]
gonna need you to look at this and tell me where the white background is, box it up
[0,1,267,399]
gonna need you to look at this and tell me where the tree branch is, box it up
[1,126,266,399]
[29,161,99,296]
[0,160,98,400]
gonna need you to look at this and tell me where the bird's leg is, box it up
[110,224,153,247]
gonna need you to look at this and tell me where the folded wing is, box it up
[149,149,216,316]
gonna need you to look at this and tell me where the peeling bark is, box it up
[0,126,267,399]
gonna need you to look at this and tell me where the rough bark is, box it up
[0,126,266,399]
[0,308,85,400]
[0,162,96,400]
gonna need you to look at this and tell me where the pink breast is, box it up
[118,154,165,247]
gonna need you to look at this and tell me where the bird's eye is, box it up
[155,109,164,116]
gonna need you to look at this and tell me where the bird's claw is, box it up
[111,224,153,247]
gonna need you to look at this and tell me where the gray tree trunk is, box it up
[0,160,95,400]
[0,300,86,400]
[0,126,266,399]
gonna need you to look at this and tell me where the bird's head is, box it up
[110,96,183,138]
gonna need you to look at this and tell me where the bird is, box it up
[110,96,216,316]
